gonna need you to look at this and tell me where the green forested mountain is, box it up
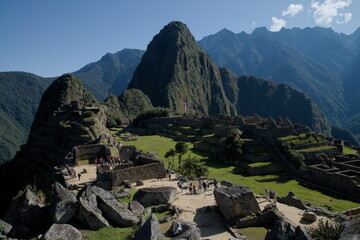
[128,21,332,136]
[128,21,232,116]
[74,49,144,101]
[198,27,353,126]
[103,89,154,125]
[0,72,52,163]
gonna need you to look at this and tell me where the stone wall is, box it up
[73,144,111,165]
[111,161,166,186]
[306,164,360,199]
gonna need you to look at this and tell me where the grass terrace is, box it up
[297,145,337,153]
[247,161,274,167]
[110,129,359,212]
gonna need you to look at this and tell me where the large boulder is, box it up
[41,224,82,240]
[134,214,165,240]
[340,220,360,240]
[168,219,201,240]
[129,201,145,217]
[91,186,139,227]
[5,187,50,228]
[265,220,311,240]
[52,182,78,224]
[78,194,109,230]
[214,186,260,221]
[133,187,177,207]
[302,211,317,223]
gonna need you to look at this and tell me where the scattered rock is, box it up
[221,180,233,187]
[0,219,13,236]
[41,224,82,240]
[129,201,145,217]
[277,192,307,210]
[133,187,177,207]
[52,182,78,224]
[167,219,198,236]
[78,194,109,230]
[172,226,201,240]
[302,211,317,222]
[91,186,138,227]
[340,220,360,240]
[134,214,165,240]
[136,180,144,186]
[5,187,49,228]
[265,220,311,240]
[214,186,260,221]
[112,191,131,199]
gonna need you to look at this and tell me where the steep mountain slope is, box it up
[220,68,331,136]
[129,21,331,135]
[342,53,360,116]
[0,72,52,163]
[128,21,232,116]
[74,49,144,101]
[198,28,348,125]
[0,74,118,216]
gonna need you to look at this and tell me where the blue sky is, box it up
[0,0,359,77]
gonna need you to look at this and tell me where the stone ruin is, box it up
[303,153,360,200]
[96,145,166,190]
[213,185,261,221]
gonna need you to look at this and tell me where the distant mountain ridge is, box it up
[1,25,360,164]
[197,27,360,126]
[128,21,332,136]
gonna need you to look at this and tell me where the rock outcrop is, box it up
[168,219,201,240]
[133,187,177,207]
[265,220,311,240]
[214,186,260,221]
[41,224,82,240]
[340,220,360,240]
[0,219,13,237]
[78,194,109,230]
[5,187,49,229]
[134,214,165,240]
[52,182,78,224]
[91,186,139,227]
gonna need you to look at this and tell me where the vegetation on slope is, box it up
[0,72,52,163]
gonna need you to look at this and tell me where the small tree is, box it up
[165,148,176,169]
[222,129,243,161]
[182,156,209,177]
[308,219,343,240]
[175,141,188,170]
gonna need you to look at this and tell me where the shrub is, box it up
[181,156,209,178]
[289,150,306,169]
[221,129,243,161]
[133,107,170,126]
[106,117,117,128]
[83,110,95,118]
[308,219,343,240]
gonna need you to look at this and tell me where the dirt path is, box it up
[134,176,233,240]
[69,166,329,239]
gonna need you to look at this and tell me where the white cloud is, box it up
[270,17,286,32]
[336,12,352,24]
[282,4,304,17]
[311,0,352,26]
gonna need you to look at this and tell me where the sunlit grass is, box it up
[112,130,359,212]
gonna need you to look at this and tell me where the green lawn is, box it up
[343,147,357,154]
[81,227,134,240]
[240,227,268,240]
[247,161,273,167]
[113,131,359,212]
[297,145,337,152]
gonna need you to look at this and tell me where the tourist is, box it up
[78,173,81,181]
[192,185,197,194]
[189,183,193,193]
[202,181,207,191]
[174,222,182,235]
[158,173,161,181]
